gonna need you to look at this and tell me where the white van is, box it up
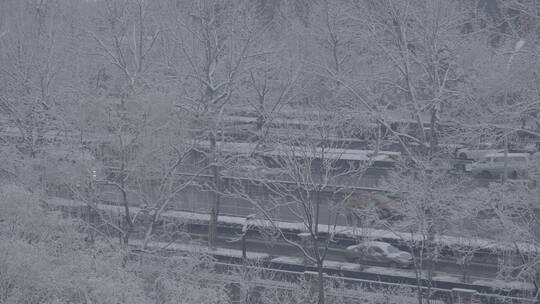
[456,143,504,160]
[466,153,529,179]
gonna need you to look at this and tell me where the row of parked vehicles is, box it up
[454,142,538,179]
[464,152,530,179]
[217,136,538,182]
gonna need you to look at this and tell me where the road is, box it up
[184,230,498,281]
[97,166,493,228]
[97,167,387,225]
[47,197,510,288]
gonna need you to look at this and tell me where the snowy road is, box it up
[184,230,499,281]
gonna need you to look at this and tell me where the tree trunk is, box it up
[208,132,221,249]
[429,108,438,158]
[256,95,265,131]
[374,122,381,155]
[119,159,133,246]
[425,212,436,304]
[503,135,508,183]
[412,251,424,304]
[314,190,325,304]
[317,261,325,304]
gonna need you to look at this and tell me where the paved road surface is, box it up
[184,231,498,281]
[97,168,493,228]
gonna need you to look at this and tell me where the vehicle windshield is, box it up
[385,244,402,254]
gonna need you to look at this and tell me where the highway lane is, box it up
[98,163,496,225]
[132,243,531,302]
[51,196,502,274]
[96,169,491,229]
[182,230,498,281]
[47,197,508,288]
[96,180,364,226]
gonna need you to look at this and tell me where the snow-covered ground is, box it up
[130,239,270,260]
[270,257,362,271]
[472,279,535,291]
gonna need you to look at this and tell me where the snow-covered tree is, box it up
[159,0,269,248]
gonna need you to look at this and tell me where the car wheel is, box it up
[458,152,467,160]
[480,170,492,179]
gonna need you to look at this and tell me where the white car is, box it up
[345,241,413,268]
[466,152,529,179]
[456,143,503,160]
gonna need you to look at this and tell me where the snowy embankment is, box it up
[130,239,270,260]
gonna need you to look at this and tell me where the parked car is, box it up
[456,143,503,160]
[509,142,537,154]
[345,241,413,268]
[465,152,530,179]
